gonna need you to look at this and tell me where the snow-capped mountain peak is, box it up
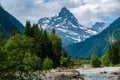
[38,7,104,47]
[92,22,109,33]
[59,7,72,17]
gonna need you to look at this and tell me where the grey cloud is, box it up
[1,0,120,27]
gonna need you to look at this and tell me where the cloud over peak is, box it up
[1,0,120,27]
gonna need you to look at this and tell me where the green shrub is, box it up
[101,53,110,66]
[43,57,53,70]
[90,54,101,67]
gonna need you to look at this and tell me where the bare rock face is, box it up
[111,71,120,80]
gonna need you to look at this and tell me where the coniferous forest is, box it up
[0,21,73,79]
[0,20,120,80]
[0,1,120,79]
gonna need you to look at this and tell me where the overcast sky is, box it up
[1,0,120,27]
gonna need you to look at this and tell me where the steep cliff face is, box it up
[38,7,97,47]
[0,6,24,38]
[66,17,120,58]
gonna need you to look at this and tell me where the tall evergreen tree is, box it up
[42,30,53,60]
[52,28,56,34]
[24,21,31,37]
[49,30,62,67]
[108,40,120,65]
[31,24,43,60]
[0,34,6,47]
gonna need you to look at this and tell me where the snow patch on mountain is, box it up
[38,7,107,47]
[92,22,109,33]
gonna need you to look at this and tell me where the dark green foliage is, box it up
[43,57,53,70]
[90,54,101,67]
[0,34,6,47]
[101,53,110,66]
[24,20,31,36]
[0,33,42,79]
[60,49,75,67]
[0,21,68,79]
[60,56,71,67]
[23,53,41,71]
[52,28,56,34]
[10,30,21,37]
[101,40,120,66]
[48,32,62,67]
[30,24,43,58]
[4,33,41,71]
[108,40,120,65]
[24,21,63,67]
[42,30,53,60]
[61,48,68,57]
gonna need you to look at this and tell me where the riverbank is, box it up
[76,67,120,80]
[40,67,120,80]
[41,68,84,80]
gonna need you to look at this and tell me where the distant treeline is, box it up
[90,39,120,67]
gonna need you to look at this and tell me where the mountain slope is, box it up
[0,6,24,38]
[38,7,97,47]
[66,17,120,58]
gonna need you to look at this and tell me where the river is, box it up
[76,67,120,80]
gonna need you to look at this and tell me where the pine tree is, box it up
[52,28,56,34]
[48,31,62,67]
[31,24,43,60]
[24,21,31,37]
[108,40,120,65]
[42,30,53,60]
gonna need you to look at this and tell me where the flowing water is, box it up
[76,67,120,80]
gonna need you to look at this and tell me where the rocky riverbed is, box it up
[41,68,84,80]
[40,67,120,80]
[76,67,120,80]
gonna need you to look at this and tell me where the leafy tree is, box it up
[43,57,53,70]
[108,40,120,65]
[90,54,101,67]
[101,53,110,66]
[60,56,71,67]
[0,34,8,78]
[0,49,7,72]
[60,57,68,67]
[61,48,68,57]
[10,30,21,37]
[1,33,42,79]
[4,33,34,69]
[23,53,42,71]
